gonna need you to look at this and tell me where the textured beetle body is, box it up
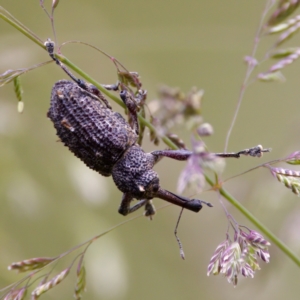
[112,144,159,199]
[45,39,212,216]
[48,80,137,176]
[48,80,208,215]
[48,80,161,202]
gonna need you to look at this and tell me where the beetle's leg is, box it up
[118,193,133,215]
[214,145,271,158]
[103,82,119,91]
[135,89,147,105]
[151,145,271,161]
[126,199,154,216]
[151,149,193,161]
[44,39,111,109]
[118,193,150,216]
[144,200,156,219]
[119,90,139,135]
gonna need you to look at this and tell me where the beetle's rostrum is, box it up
[45,39,215,216]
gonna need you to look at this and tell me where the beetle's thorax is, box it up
[112,144,160,199]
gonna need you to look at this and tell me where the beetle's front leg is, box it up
[144,200,156,219]
[151,145,271,161]
[118,193,153,216]
[151,149,193,161]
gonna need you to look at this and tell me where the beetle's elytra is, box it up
[48,80,137,177]
[45,39,212,217]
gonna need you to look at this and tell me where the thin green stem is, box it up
[0,6,44,48]
[1,5,299,268]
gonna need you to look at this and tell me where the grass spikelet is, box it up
[167,133,186,149]
[271,166,300,177]
[31,267,70,299]
[268,165,300,195]
[268,22,291,34]
[270,47,300,58]
[275,174,300,195]
[197,122,214,137]
[257,71,285,82]
[268,14,300,33]
[286,159,300,165]
[52,0,59,9]
[207,239,230,276]
[118,71,142,90]
[74,256,86,300]
[4,287,27,300]
[275,21,300,45]
[268,48,300,72]
[14,75,24,112]
[267,0,300,26]
[13,76,22,102]
[8,257,55,272]
[208,228,270,286]
[286,151,300,164]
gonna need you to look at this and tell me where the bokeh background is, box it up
[1,0,300,299]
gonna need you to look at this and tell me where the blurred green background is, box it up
[1,0,300,299]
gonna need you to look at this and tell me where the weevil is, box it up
[45,40,269,217]
[44,39,212,217]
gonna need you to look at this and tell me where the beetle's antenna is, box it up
[173,198,212,258]
[175,208,185,259]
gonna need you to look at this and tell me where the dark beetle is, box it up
[45,39,212,216]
